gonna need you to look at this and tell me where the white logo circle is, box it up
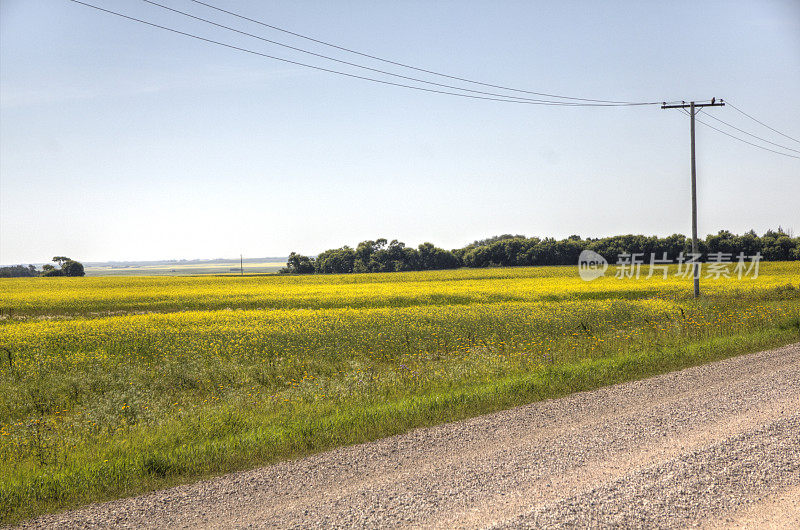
[578,250,608,281]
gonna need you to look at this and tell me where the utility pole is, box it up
[240,254,243,277]
[661,99,725,298]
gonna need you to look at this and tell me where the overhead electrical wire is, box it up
[69,0,662,107]
[725,101,800,145]
[138,0,656,106]
[66,0,798,164]
[678,108,800,160]
[699,112,800,154]
[186,0,649,105]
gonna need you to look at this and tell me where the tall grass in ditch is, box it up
[1,263,799,522]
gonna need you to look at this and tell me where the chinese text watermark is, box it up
[578,252,761,281]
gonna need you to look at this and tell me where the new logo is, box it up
[578,250,608,281]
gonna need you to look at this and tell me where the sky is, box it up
[1,0,799,264]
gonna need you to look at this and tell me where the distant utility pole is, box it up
[240,254,243,277]
[661,98,725,298]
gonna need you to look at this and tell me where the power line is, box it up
[726,101,800,145]
[68,0,657,107]
[699,112,800,154]
[186,0,656,105]
[138,0,653,106]
[678,108,800,160]
[697,118,800,159]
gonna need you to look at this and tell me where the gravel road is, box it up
[18,343,800,529]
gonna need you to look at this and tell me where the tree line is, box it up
[0,257,85,278]
[281,229,800,274]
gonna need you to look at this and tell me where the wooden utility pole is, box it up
[240,254,244,277]
[661,99,725,298]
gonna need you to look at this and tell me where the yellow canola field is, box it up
[2,262,797,316]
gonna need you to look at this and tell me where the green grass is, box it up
[1,264,799,523]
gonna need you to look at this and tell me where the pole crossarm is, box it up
[662,101,725,110]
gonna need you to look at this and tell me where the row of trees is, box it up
[0,265,40,278]
[282,229,800,274]
[284,239,459,274]
[0,257,85,278]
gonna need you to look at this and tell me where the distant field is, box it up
[1,263,800,523]
[84,260,285,276]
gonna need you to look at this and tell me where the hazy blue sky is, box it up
[2,0,799,263]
